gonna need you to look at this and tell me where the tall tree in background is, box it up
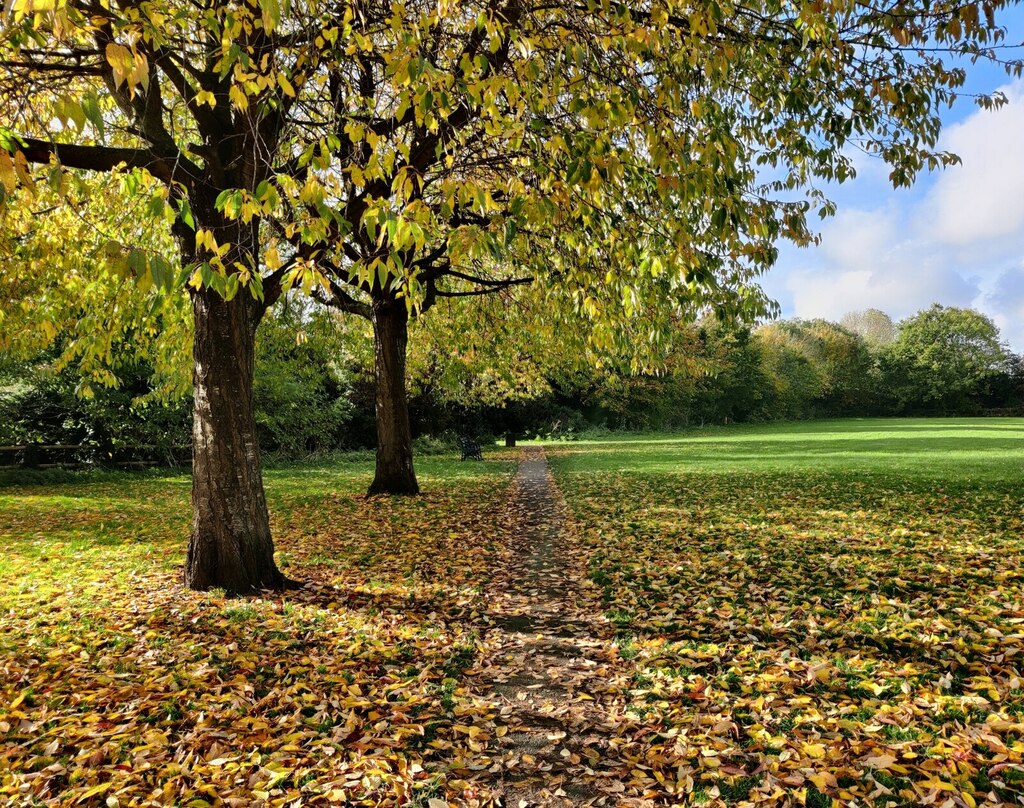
[760,319,875,415]
[842,309,899,349]
[1,0,1021,578]
[883,304,1009,413]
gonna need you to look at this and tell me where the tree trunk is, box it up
[505,433,517,447]
[184,287,283,594]
[368,298,419,495]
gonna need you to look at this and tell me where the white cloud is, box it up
[768,79,1024,349]
[924,82,1024,246]
[784,260,979,323]
[817,208,900,268]
[984,263,1024,348]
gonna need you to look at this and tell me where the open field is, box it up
[550,418,1024,805]
[1,418,1023,806]
[556,417,1024,480]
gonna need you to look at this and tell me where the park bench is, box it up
[458,436,483,461]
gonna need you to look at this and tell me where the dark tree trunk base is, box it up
[184,285,284,595]
[184,554,287,595]
[190,574,301,598]
[368,298,420,496]
[367,476,421,496]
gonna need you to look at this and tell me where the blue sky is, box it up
[760,7,1024,349]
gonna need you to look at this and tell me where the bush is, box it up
[0,358,190,464]
[253,301,357,456]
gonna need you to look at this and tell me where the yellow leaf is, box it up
[77,782,113,803]
[229,85,249,111]
[264,244,282,271]
[0,151,16,191]
[13,150,34,189]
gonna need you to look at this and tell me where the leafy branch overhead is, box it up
[4,0,1020,334]
[3,0,1021,587]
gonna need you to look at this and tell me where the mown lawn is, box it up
[0,455,517,807]
[550,417,1024,806]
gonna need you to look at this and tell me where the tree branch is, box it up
[13,138,181,184]
[312,277,373,319]
[437,267,532,287]
[435,276,534,297]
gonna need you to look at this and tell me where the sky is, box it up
[760,8,1024,349]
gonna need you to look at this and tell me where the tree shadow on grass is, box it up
[281,571,487,629]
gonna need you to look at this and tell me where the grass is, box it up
[0,455,509,590]
[3,417,1024,806]
[549,417,1024,805]
[553,416,1024,481]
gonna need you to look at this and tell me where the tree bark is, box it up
[184,287,283,594]
[368,298,419,495]
[505,433,517,448]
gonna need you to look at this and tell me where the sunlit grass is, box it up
[550,417,1024,481]
[0,454,514,591]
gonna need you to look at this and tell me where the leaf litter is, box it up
[0,463,521,806]
[550,456,1024,807]
[3,443,1024,807]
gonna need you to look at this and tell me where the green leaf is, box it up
[82,93,105,139]
[223,272,240,301]
[128,248,149,279]
[177,197,195,230]
[258,0,281,31]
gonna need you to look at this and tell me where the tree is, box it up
[756,323,822,419]
[238,0,1022,493]
[254,299,356,455]
[760,319,875,416]
[0,353,192,464]
[0,173,191,402]
[404,288,566,444]
[2,0,1020,545]
[1,0,309,592]
[0,173,196,465]
[986,352,1024,414]
[882,305,1009,414]
[690,321,772,425]
[841,309,898,349]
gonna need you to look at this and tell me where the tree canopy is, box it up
[882,304,1009,414]
[841,308,898,348]
[4,0,1020,323]
[2,0,1022,589]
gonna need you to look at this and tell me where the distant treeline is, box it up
[1,303,1019,463]
[461,305,1022,441]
